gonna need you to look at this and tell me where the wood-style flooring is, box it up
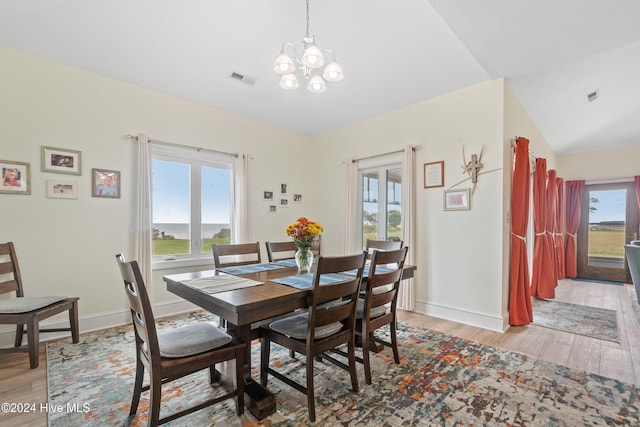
[1,278,638,426]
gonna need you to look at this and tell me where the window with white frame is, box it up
[358,159,403,248]
[152,145,233,260]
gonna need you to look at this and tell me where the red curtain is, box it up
[509,137,532,325]
[546,170,558,289]
[531,159,555,299]
[555,177,566,279]
[565,180,585,277]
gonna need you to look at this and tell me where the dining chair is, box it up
[332,246,408,384]
[259,252,367,422]
[310,235,322,258]
[115,254,245,425]
[365,238,403,258]
[212,242,261,268]
[0,241,79,369]
[265,240,297,262]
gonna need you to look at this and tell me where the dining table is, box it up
[163,259,416,420]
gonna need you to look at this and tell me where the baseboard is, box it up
[413,299,508,332]
[0,299,201,348]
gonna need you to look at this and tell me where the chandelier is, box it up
[272,0,343,93]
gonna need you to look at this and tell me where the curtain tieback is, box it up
[535,232,545,236]
[512,232,526,242]
[567,232,577,238]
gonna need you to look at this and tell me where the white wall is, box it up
[557,145,640,181]
[315,79,510,331]
[0,46,316,341]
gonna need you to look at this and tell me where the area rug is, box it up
[532,299,619,343]
[47,311,640,426]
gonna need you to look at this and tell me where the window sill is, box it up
[152,257,213,271]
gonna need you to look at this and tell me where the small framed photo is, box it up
[444,188,470,211]
[41,146,81,175]
[268,204,277,213]
[293,193,303,203]
[280,198,289,207]
[0,160,31,195]
[263,190,274,200]
[280,183,288,194]
[92,168,120,198]
[46,179,78,199]
[424,161,444,188]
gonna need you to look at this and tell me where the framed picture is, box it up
[293,193,303,203]
[41,146,81,175]
[280,183,288,194]
[0,160,31,195]
[424,161,444,188]
[263,190,274,200]
[92,168,120,198]
[46,179,78,199]
[268,205,277,213]
[280,198,289,207]
[444,188,470,211]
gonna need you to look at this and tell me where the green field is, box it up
[153,236,230,256]
[588,229,625,258]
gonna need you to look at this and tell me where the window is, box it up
[152,145,233,260]
[359,161,403,248]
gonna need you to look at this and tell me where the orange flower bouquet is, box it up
[286,217,323,272]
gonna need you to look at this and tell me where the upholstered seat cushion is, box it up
[157,322,232,358]
[0,296,67,313]
[269,312,343,340]
[356,298,388,319]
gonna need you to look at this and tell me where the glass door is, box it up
[577,182,639,282]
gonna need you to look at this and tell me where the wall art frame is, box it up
[46,179,78,199]
[444,188,470,211]
[92,168,121,198]
[424,160,444,188]
[0,160,31,195]
[41,146,81,175]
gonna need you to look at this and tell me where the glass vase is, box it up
[295,247,314,273]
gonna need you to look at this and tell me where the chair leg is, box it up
[235,350,245,416]
[26,320,39,369]
[390,318,400,363]
[306,354,316,422]
[361,331,372,385]
[260,337,270,387]
[69,301,80,343]
[129,356,145,416]
[347,338,359,393]
[14,324,24,347]
[147,372,162,427]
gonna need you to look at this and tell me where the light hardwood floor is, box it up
[1,278,638,426]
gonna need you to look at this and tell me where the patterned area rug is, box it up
[47,311,640,426]
[532,298,620,342]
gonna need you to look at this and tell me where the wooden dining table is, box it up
[163,260,415,419]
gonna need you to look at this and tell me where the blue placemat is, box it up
[273,259,298,268]
[216,263,285,275]
[271,273,351,289]
[341,264,395,277]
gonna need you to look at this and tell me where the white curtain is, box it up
[398,145,416,311]
[134,133,152,285]
[344,159,359,255]
[232,153,250,244]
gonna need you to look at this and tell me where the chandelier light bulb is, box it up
[322,60,343,82]
[301,44,324,69]
[279,74,300,90]
[273,52,295,75]
[307,75,327,93]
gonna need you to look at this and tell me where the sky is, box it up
[588,189,626,223]
[152,159,231,224]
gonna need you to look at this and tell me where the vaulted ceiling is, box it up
[1,0,639,154]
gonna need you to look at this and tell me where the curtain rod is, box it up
[351,145,421,163]
[125,134,239,158]
[511,136,538,159]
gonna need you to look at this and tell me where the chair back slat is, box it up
[0,242,24,296]
[212,242,261,268]
[265,241,297,262]
[365,239,403,259]
[308,253,366,337]
[363,247,408,316]
[115,254,159,364]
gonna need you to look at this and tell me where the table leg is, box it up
[227,323,276,419]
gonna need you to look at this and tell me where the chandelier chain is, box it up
[305,0,310,39]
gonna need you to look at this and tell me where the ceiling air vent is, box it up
[229,71,256,86]
[587,90,599,102]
